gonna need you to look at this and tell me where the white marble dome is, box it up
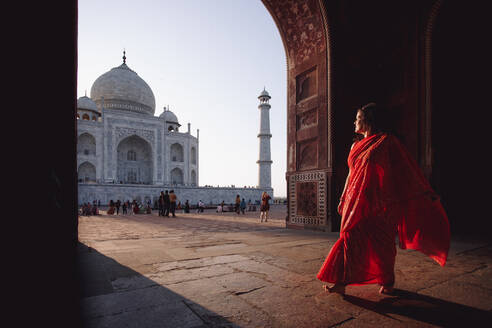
[90,61,156,116]
[159,109,179,124]
[77,95,98,111]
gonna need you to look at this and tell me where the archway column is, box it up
[263,0,333,231]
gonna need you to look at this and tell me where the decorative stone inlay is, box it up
[296,66,318,103]
[100,99,153,115]
[297,139,317,170]
[289,170,326,225]
[263,0,326,66]
[296,108,317,130]
[114,126,155,146]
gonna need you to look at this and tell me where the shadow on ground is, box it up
[343,288,492,327]
[77,242,237,328]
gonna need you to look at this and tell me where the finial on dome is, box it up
[85,90,87,97]
[123,49,126,64]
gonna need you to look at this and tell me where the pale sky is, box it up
[77,0,287,197]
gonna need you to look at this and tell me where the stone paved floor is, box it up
[77,205,492,327]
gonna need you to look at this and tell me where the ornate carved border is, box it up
[114,126,155,148]
[288,170,326,225]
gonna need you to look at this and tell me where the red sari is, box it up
[317,133,450,286]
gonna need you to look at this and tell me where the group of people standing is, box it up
[107,199,150,215]
[85,191,274,223]
[158,190,178,217]
[79,202,99,216]
[234,195,247,214]
[214,192,271,219]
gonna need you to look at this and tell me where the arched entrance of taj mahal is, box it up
[116,135,153,185]
[48,0,490,242]
[29,1,491,325]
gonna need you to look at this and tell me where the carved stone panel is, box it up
[296,66,318,103]
[289,171,326,226]
[296,107,318,131]
[296,182,318,216]
[114,127,155,147]
[297,138,317,170]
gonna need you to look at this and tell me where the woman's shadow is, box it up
[342,289,491,327]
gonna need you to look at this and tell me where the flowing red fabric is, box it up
[317,133,450,286]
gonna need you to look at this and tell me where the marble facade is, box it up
[77,55,273,206]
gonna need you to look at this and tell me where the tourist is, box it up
[122,201,127,215]
[81,203,88,216]
[247,199,253,212]
[240,198,246,214]
[163,190,170,217]
[128,200,134,215]
[235,194,241,214]
[184,200,190,213]
[132,200,139,214]
[259,192,271,222]
[317,103,450,295]
[115,200,121,215]
[197,200,205,213]
[92,203,99,215]
[107,199,115,215]
[169,190,177,217]
[158,191,164,216]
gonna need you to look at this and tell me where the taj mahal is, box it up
[77,52,273,206]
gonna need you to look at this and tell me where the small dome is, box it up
[259,88,270,98]
[159,109,179,124]
[77,96,98,111]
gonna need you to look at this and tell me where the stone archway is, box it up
[78,161,96,182]
[262,0,333,231]
[191,147,197,164]
[78,132,96,156]
[116,135,153,184]
[170,167,184,185]
[170,143,184,162]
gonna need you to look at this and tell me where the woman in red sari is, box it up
[317,103,450,295]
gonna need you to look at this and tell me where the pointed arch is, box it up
[116,135,153,184]
[77,132,96,156]
[78,161,96,183]
[170,167,184,185]
[170,143,184,162]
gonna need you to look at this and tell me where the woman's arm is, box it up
[338,142,356,215]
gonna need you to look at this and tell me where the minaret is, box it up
[257,88,273,188]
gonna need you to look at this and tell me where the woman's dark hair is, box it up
[353,102,394,141]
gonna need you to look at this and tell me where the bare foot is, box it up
[379,285,394,295]
[323,284,345,295]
